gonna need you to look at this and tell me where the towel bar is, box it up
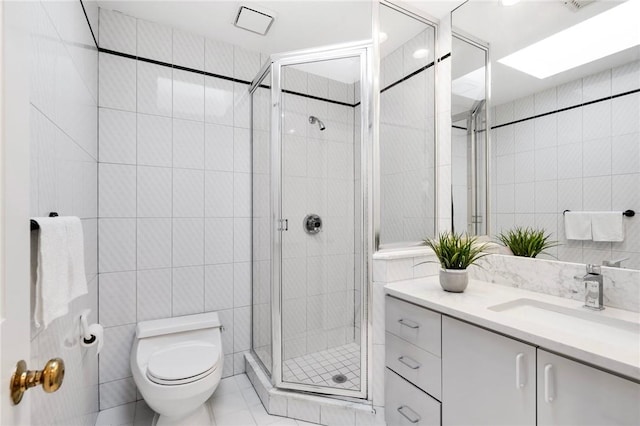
[562,209,635,217]
[30,212,59,231]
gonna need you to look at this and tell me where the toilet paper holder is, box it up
[80,310,96,344]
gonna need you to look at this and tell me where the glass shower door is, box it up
[275,47,368,398]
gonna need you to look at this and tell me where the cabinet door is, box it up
[537,349,640,425]
[442,317,536,426]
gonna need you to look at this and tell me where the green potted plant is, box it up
[423,232,489,293]
[497,227,558,258]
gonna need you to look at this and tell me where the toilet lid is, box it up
[146,342,220,385]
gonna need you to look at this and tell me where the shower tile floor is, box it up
[283,343,360,390]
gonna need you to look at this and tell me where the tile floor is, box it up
[95,374,321,426]
[283,343,361,390]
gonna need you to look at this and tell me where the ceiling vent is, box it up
[563,0,596,12]
[234,6,274,36]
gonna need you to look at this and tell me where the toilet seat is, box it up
[146,342,220,386]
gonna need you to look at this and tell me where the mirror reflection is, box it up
[451,35,488,235]
[453,0,640,270]
[379,4,437,247]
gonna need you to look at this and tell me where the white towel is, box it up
[591,211,624,242]
[564,211,592,240]
[33,216,88,328]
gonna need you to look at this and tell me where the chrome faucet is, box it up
[578,264,605,311]
[602,257,629,268]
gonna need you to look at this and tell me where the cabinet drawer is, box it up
[386,368,441,426]
[386,332,441,400]
[386,295,441,356]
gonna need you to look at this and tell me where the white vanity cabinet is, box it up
[441,316,536,426]
[385,293,640,425]
[537,349,640,425]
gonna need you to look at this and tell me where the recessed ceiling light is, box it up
[379,32,388,43]
[498,0,640,79]
[501,0,521,6]
[412,48,429,59]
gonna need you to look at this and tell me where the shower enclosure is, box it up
[249,42,372,398]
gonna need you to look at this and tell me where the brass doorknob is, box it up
[10,358,65,405]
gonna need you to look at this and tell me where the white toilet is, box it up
[130,312,224,426]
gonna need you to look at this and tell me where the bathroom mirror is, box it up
[378,3,437,248]
[453,0,640,270]
[451,33,489,235]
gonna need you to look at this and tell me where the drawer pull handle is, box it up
[398,356,421,370]
[397,405,421,423]
[398,318,419,329]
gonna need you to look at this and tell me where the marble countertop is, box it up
[385,276,640,382]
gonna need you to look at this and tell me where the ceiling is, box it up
[453,0,640,106]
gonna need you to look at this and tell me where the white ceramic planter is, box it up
[439,269,469,293]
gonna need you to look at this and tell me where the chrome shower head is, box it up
[309,115,326,131]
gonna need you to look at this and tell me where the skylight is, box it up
[498,0,640,79]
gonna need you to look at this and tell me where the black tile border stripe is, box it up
[100,46,448,110]
[491,88,640,130]
[381,61,435,94]
[438,52,451,62]
[281,89,354,107]
[352,54,446,107]
[99,47,356,107]
[79,0,98,49]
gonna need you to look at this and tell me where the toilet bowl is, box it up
[131,312,223,426]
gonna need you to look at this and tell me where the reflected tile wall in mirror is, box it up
[490,62,640,269]
[379,4,437,246]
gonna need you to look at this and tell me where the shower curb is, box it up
[245,353,384,425]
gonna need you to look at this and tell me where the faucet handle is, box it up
[586,264,601,274]
[602,257,629,268]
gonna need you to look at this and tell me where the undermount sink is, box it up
[488,299,640,344]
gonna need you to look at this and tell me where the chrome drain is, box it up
[332,374,347,384]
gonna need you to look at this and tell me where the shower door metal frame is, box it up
[249,65,275,378]
[251,40,373,400]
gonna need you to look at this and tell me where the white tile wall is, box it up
[173,29,204,70]
[491,60,640,268]
[97,9,267,410]
[137,19,172,62]
[99,8,136,55]
[29,1,99,424]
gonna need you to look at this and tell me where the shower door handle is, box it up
[398,356,421,370]
[397,405,421,423]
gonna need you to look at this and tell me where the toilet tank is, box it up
[136,312,221,339]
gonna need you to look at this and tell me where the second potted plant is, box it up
[423,232,489,293]
[497,227,558,258]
